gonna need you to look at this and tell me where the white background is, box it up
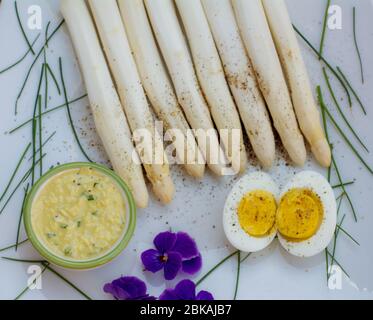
[0,0,373,300]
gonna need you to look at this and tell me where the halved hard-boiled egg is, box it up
[277,171,337,257]
[223,171,337,258]
[223,172,279,253]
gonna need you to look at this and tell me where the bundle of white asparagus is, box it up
[60,0,331,208]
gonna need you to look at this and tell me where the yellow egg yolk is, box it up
[276,188,323,241]
[237,190,277,237]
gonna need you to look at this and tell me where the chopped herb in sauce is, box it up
[83,192,95,201]
[64,247,72,256]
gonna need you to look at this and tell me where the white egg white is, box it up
[277,171,337,258]
[223,172,279,253]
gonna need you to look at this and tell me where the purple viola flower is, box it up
[159,279,214,301]
[141,231,202,281]
[104,276,156,300]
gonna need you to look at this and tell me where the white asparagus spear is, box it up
[118,0,205,179]
[201,0,275,169]
[88,0,175,204]
[175,0,247,174]
[60,0,149,208]
[144,0,229,176]
[262,0,331,168]
[232,0,307,166]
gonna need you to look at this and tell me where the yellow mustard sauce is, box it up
[31,167,126,260]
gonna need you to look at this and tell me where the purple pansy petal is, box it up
[154,231,177,253]
[196,290,214,301]
[141,249,165,273]
[116,277,147,298]
[158,279,215,301]
[103,277,153,300]
[164,251,182,280]
[172,232,199,260]
[159,289,178,301]
[182,254,202,275]
[139,295,157,301]
[103,283,130,300]
[173,279,197,300]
